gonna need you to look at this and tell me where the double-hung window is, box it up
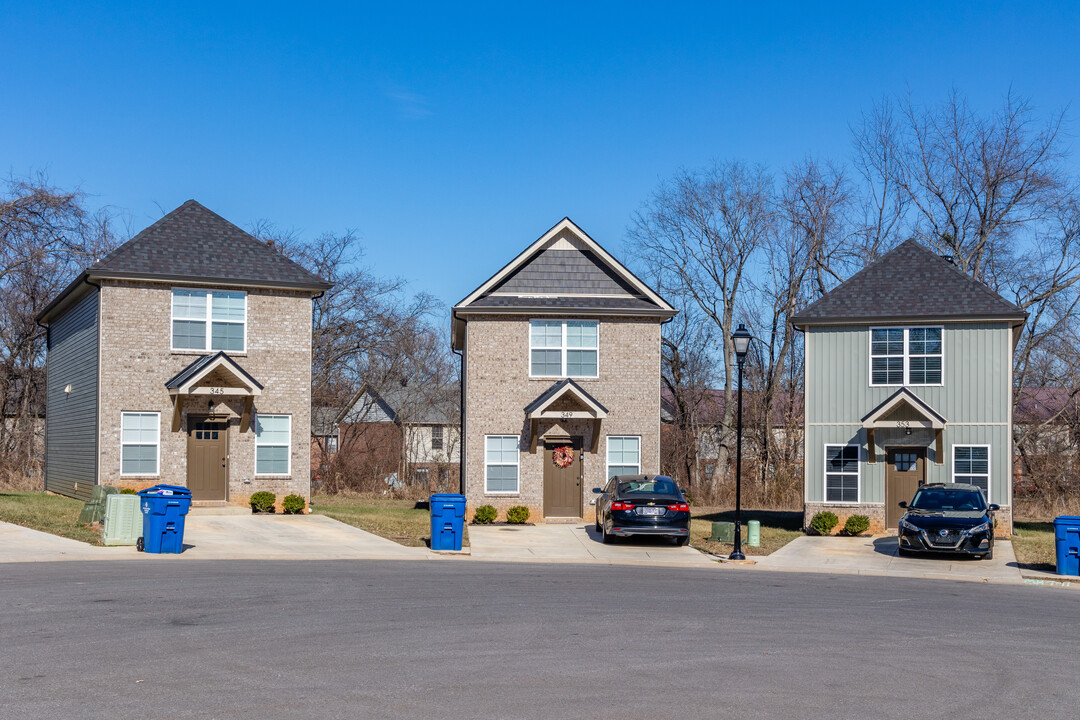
[530,320,598,378]
[172,289,247,352]
[870,327,942,386]
[485,435,519,493]
[953,445,990,499]
[255,415,291,475]
[121,412,159,476]
[824,444,859,503]
[431,425,444,450]
[607,436,641,479]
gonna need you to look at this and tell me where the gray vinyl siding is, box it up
[45,290,100,500]
[805,322,1012,506]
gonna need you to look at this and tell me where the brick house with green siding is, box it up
[791,240,1026,537]
[37,200,331,504]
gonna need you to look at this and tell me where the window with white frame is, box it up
[824,444,859,503]
[431,425,443,450]
[323,435,338,454]
[953,445,990,499]
[121,412,159,475]
[255,414,291,475]
[530,320,598,377]
[870,327,942,386]
[485,435,519,493]
[607,436,641,479]
[172,289,246,352]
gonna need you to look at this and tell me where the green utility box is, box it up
[747,520,761,547]
[102,494,142,546]
[78,485,119,524]
[710,521,735,543]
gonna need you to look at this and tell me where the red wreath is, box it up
[552,446,575,468]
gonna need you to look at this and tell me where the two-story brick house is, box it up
[451,218,676,521]
[37,200,331,504]
[791,239,1026,537]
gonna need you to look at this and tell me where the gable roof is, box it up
[861,387,946,429]
[38,200,332,324]
[336,382,460,426]
[790,239,1026,328]
[164,352,263,395]
[451,218,676,349]
[524,378,609,418]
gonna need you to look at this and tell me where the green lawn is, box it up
[690,508,804,556]
[0,491,103,545]
[1012,520,1056,573]
[310,494,468,548]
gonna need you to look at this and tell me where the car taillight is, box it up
[611,501,635,511]
[668,503,690,512]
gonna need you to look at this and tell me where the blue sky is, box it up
[3,2,1079,308]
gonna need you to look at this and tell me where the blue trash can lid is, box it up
[430,493,466,502]
[1053,515,1080,525]
[138,484,192,497]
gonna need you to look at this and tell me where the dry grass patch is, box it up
[311,493,468,548]
[1012,520,1056,573]
[690,507,804,557]
[0,491,102,545]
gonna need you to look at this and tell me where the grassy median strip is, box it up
[690,508,804,556]
[0,491,103,545]
[311,494,468,548]
[1012,520,1056,573]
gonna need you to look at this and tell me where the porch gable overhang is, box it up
[165,352,263,432]
[524,379,608,454]
[861,387,946,430]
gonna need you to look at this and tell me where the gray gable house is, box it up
[452,218,676,521]
[791,239,1026,536]
[37,200,331,505]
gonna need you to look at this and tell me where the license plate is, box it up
[640,507,663,516]
[932,534,955,545]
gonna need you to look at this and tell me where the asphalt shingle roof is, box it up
[791,239,1026,325]
[469,295,661,311]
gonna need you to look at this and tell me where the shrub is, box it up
[249,491,276,513]
[842,514,871,536]
[282,494,306,514]
[505,506,530,524]
[473,505,497,524]
[120,488,137,495]
[809,511,839,535]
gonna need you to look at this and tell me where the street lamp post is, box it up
[730,323,753,561]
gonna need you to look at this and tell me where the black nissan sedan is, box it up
[593,474,691,545]
[897,483,998,559]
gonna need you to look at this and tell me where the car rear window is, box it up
[619,478,678,496]
[910,488,987,511]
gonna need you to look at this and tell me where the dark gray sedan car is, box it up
[593,474,691,545]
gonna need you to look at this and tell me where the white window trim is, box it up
[171,288,248,354]
[254,413,291,476]
[952,443,991,502]
[120,411,160,477]
[528,319,600,379]
[484,434,520,494]
[868,326,944,388]
[823,443,860,504]
[606,435,642,480]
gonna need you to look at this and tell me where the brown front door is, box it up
[885,447,925,528]
[187,417,228,501]
[543,438,582,518]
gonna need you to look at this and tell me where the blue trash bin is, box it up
[1054,516,1080,576]
[138,485,192,554]
[430,493,466,551]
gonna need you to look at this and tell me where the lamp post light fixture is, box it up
[730,323,753,561]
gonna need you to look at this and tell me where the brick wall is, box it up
[97,280,313,504]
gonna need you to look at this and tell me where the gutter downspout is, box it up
[451,310,465,496]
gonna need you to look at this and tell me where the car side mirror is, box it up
[989,503,1000,511]
[592,488,602,494]
[898,501,907,509]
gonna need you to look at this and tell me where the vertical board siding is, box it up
[45,291,100,500]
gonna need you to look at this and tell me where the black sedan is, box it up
[897,483,999,559]
[593,474,691,545]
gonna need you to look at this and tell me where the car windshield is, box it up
[619,478,678,496]
[909,488,987,512]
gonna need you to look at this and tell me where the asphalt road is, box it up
[1,560,1077,719]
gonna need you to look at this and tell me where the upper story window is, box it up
[870,327,942,386]
[172,289,247,353]
[431,425,444,450]
[530,320,598,378]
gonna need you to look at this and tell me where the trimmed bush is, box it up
[505,506,530,524]
[842,514,871,536]
[120,488,137,495]
[282,494,306,514]
[809,511,839,536]
[473,505,497,524]
[249,491,277,513]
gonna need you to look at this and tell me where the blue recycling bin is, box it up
[138,485,192,554]
[430,493,466,551]
[1054,515,1080,576]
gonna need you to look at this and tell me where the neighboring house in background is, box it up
[790,239,1026,536]
[1,367,46,478]
[452,218,676,521]
[36,200,331,503]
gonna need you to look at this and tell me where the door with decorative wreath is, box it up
[543,438,583,517]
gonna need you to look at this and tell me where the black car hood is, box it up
[903,509,989,530]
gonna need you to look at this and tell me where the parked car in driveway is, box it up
[897,483,998,559]
[593,474,691,545]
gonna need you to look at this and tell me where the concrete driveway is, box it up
[466,523,717,568]
[754,534,1022,584]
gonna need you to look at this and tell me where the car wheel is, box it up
[595,515,601,532]
[981,548,993,561]
[601,523,614,544]
[675,535,689,547]
[897,547,913,558]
